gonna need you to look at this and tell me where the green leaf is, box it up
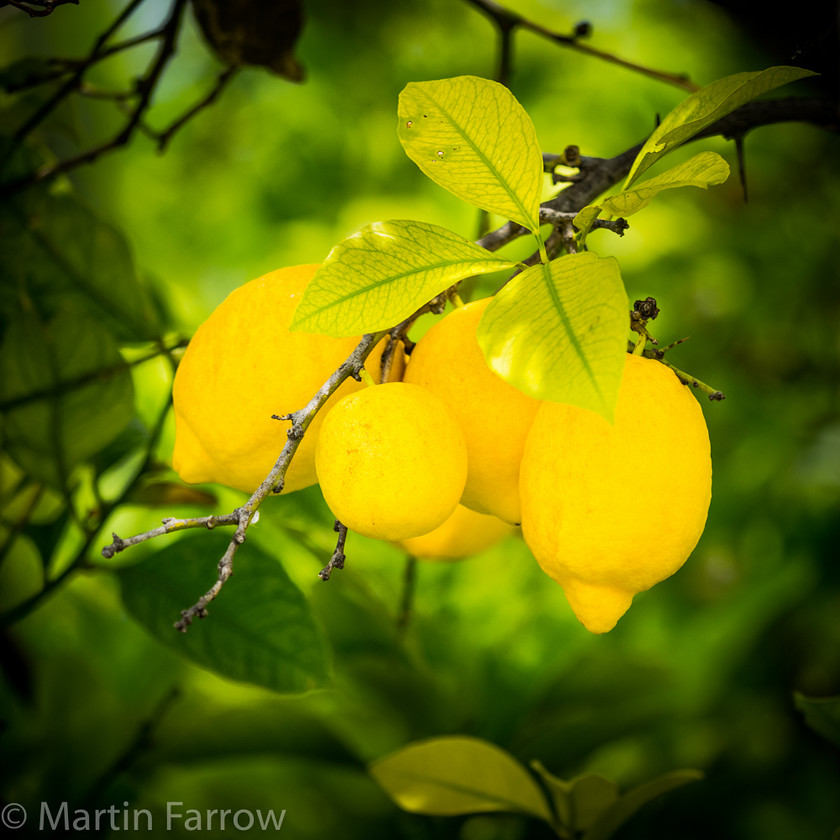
[477,253,628,420]
[290,219,517,336]
[118,532,330,694]
[369,736,554,823]
[572,204,604,243]
[398,76,543,231]
[0,193,161,341]
[584,770,703,840]
[603,152,729,216]
[794,692,840,748]
[0,309,135,488]
[624,66,817,188]
[531,762,619,834]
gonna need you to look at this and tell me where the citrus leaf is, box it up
[603,152,729,216]
[369,736,554,822]
[0,193,161,341]
[531,762,620,834]
[584,769,703,840]
[572,204,603,243]
[624,66,817,188]
[290,219,517,336]
[118,532,330,694]
[398,76,543,231]
[794,692,840,748]
[477,253,628,421]
[0,309,135,489]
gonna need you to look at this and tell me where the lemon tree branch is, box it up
[101,330,387,631]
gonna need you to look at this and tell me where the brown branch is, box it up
[319,521,348,581]
[463,0,698,92]
[101,331,387,630]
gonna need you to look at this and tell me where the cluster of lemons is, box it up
[172,265,712,633]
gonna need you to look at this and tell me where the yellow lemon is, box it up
[315,382,468,540]
[403,298,541,525]
[520,353,712,634]
[393,504,516,561]
[172,264,392,494]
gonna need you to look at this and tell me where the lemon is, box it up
[403,298,541,525]
[315,382,468,541]
[172,264,391,494]
[393,504,515,561]
[520,353,712,633]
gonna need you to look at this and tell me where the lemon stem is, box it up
[536,232,549,264]
[633,334,646,356]
[359,368,377,387]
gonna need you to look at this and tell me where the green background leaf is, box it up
[398,76,543,230]
[0,309,135,488]
[584,770,703,840]
[531,762,620,834]
[118,532,331,694]
[477,253,628,420]
[0,193,162,342]
[369,736,554,822]
[624,66,817,187]
[291,219,517,336]
[794,693,840,748]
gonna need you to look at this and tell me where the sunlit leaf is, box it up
[398,76,543,231]
[477,253,628,420]
[585,769,703,840]
[370,736,554,822]
[603,152,729,216]
[531,762,620,834]
[572,204,603,242]
[795,692,840,748]
[290,219,517,336]
[624,66,816,188]
[118,532,330,694]
[0,309,135,488]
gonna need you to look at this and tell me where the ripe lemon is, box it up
[315,382,468,541]
[172,264,392,494]
[520,353,712,634]
[393,504,515,561]
[403,298,541,525]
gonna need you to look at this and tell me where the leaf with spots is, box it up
[398,76,543,231]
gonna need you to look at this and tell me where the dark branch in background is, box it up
[464,0,698,92]
[0,0,77,17]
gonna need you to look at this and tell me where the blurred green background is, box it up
[1,0,839,838]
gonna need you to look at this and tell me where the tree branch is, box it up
[463,0,698,92]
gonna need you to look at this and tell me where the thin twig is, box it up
[319,521,348,581]
[102,331,387,629]
[155,66,238,152]
[2,0,189,197]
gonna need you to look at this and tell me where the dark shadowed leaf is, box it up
[795,692,840,748]
[0,309,135,488]
[118,532,330,694]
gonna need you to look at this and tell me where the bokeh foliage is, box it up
[2,1,839,838]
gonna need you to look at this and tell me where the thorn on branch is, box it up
[319,520,348,581]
